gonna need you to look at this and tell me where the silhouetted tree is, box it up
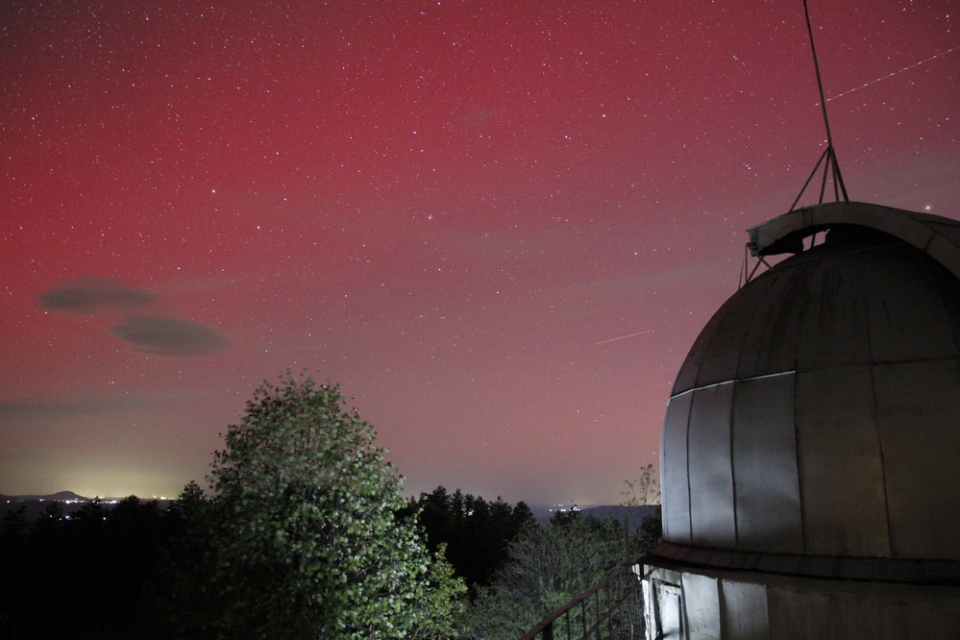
[621,463,661,507]
[0,496,180,640]
[33,501,65,537]
[0,506,29,638]
[0,505,27,546]
[402,486,535,587]
[621,464,663,553]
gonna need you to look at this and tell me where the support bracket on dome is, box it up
[739,245,773,289]
[790,0,850,212]
[744,201,960,283]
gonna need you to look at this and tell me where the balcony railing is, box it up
[518,558,644,640]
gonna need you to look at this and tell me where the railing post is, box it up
[581,598,587,638]
[596,586,601,638]
[543,620,554,640]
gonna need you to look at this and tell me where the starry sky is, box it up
[2,0,958,505]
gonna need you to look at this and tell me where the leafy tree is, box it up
[637,506,663,553]
[621,464,663,554]
[620,463,661,507]
[168,372,464,639]
[460,513,626,640]
[413,543,467,640]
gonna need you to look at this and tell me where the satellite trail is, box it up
[596,330,653,345]
[826,45,960,102]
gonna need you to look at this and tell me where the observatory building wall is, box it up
[642,562,960,640]
[661,216,960,561]
[644,203,960,639]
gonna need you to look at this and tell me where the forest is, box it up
[0,491,660,639]
[0,374,661,639]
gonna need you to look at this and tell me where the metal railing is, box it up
[518,559,644,640]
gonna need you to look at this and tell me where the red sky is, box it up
[2,0,958,505]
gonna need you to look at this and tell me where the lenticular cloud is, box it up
[37,278,230,358]
[109,315,230,357]
[37,277,159,316]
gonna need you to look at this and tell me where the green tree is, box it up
[621,464,663,553]
[169,372,463,639]
[460,513,626,640]
[620,463,661,507]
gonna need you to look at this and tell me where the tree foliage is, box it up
[167,372,463,639]
[620,463,661,507]
[621,463,663,554]
[460,512,627,640]
[0,496,173,640]
[401,485,536,587]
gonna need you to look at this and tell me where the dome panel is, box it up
[795,365,889,557]
[733,265,810,379]
[928,260,960,349]
[866,247,958,362]
[732,374,803,554]
[875,359,960,559]
[691,280,770,390]
[672,307,724,395]
[793,246,871,370]
[661,391,693,544]
[687,384,736,549]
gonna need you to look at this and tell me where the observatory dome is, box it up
[659,202,960,574]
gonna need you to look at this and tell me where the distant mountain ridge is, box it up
[1,491,91,502]
[1,492,176,523]
[2,494,660,531]
[528,503,661,529]
[579,505,660,530]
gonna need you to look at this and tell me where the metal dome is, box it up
[660,202,960,572]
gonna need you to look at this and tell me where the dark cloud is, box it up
[37,277,158,315]
[109,315,230,357]
[0,394,151,418]
[36,277,231,358]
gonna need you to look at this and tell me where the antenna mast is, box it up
[791,0,849,210]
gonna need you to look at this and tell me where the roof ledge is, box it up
[747,202,960,281]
